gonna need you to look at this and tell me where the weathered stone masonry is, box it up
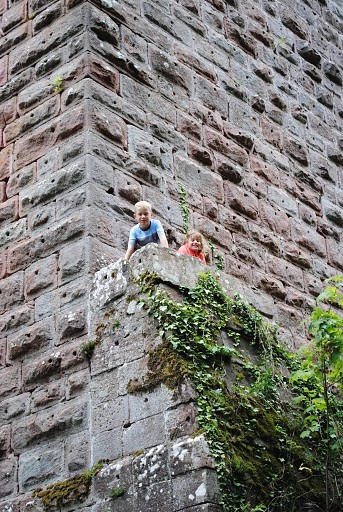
[0,0,342,509]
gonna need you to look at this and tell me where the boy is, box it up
[124,201,169,260]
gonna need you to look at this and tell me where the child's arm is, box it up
[124,245,135,260]
[159,234,169,248]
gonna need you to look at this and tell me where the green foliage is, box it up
[138,271,343,511]
[80,340,97,359]
[110,488,125,499]
[208,240,225,270]
[177,181,190,234]
[52,76,63,93]
[290,275,343,509]
[112,318,120,330]
[274,36,287,50]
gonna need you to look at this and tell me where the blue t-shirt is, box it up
[128,219,165,249]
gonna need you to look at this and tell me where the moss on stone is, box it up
[32,462,104,510]
[127,339,190,393]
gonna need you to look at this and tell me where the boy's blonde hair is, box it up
[183,230,205,251]
[134,200,152,212]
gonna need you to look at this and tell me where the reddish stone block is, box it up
[259,199,290,237]
[13,105,86,170]
[0,97,17,129]
[223,18,257,57]
[175,46,217,82]
[188,141,214,167]
[260,117,283,150]
[223,121,254,150]
[0,196,18,224]
[7,320,54,360]
[0,144,13,180]
[224,182,258,220]
[0,366,19,399]
[24,254,58,299]
[0,182,6,202]
[0,55,8,86]
[176,112,201,141]
[204,127,248,166]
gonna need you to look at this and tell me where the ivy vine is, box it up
[135,271,343,511]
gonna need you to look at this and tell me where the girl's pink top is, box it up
[177,245,206,265]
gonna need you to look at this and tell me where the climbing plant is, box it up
[177,181,190,234]
[135,271,343,511]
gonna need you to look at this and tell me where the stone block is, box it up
[0,196,18,225]
[266,254,304,289]
[170,435,216,477]
[7,319,53,360]
[232,234,265,269]
[65,432,89,473]
[18,443,64,492]
[33,289,58,322]
[6,163,36,199]
[143,2,192,46]
[0,144,13,180]
[0,366,19,399]
[248,223,281,257]
[0,304,34,335]
[204,127,249,166]
[0,55,8,86]
[258,199,290,237]
[24,254,58,298]
[0,456,17,499]
[327,238,343,271]
[31,381,64,412]
[268,186,298,217]
[0,392,30,424]
[290,219,326,258]
[32,1,64,34]
[0,24,29,61]
[22,349,62,388]
[223,18,256,57]
[194,75,227,117]
[92,427,123,463]
[56,306,87,344]
[9,5,86,77]
[123,413,165,455]
[4,96,60,144]
[128,125,172,174]
[90,103,127,148]
[193,214,232,250]
[13,103,86,171]
[136,480,173,512]
[59,337,88,372]
[132,444,169,488]
[12,400,88,453]
[128,386,176,424]
[175,45,216,81]
[66,369,90,399]
[122,75,176,123]
[177,112,202,141]
[175,155,223,202]
[92,395,130,433]
[224,182,258,220]
[172,469,219,509]
[8,212,85,273]
[0,271,24,314]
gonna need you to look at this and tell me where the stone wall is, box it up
[0,0,342,509]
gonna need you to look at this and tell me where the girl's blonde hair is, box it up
[134,200,152,212]
[183,230,205,251]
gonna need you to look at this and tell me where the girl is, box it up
[177,230,206,265]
